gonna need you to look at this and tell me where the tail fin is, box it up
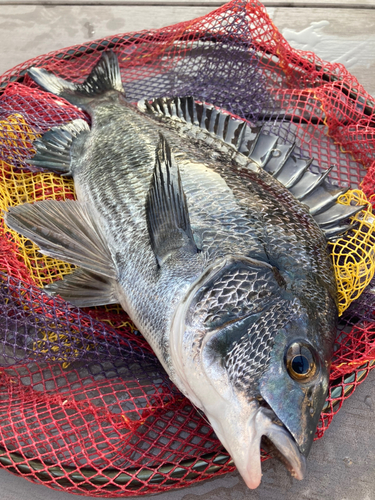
[28,50,124,107]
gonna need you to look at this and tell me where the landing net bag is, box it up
[0,0,375,496]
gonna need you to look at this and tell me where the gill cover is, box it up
[171,253,334,487]
[170,255,307,487]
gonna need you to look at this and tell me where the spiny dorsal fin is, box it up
[146,133,198,266]
[139,96,260,150]
[28,50,124,108]
[5,199,116,279]
[45,268,118,307]
[254,140,365,238]
[30,119,89,174]
[139,96,365,240]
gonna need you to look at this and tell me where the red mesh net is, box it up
[0,0,375,496]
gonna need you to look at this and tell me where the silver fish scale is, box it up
[144,110,267,261]
[75,100,263,262]
[219,166,337,299]
[189,266,282,331]
[225,299,292,393]
[69,99,262,366]
[71,101,177,358]
[177,164,264,260]
[69,96,336,376]
[139,108,336,300]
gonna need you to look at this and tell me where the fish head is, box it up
[171,255,337,488]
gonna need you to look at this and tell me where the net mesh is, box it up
[329,190,375,315]
[0,0,375,495]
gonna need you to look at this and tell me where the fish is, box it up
[4,51,362,488]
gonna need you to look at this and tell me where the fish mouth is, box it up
[234,405,306,489]
[260,418,306,480]
[261,434,305,479]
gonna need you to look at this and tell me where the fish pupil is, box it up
[291,355,309,374]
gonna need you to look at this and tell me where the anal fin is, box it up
[45,269,118,307]
[30,119,90,174]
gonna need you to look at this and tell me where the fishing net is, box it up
[0,0,375,496]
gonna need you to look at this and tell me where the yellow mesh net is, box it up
[32,329,95,370]
[1,114,375,317]
[0,113,38,164]
[0,115,76,287]
[329,189,375,316]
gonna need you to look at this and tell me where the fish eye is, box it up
[285,342,316,382]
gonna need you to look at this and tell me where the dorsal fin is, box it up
[146,133,198,266]
[139,96,258,150]
[139,96,365,240]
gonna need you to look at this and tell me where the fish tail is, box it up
[28,50,124,107]
[26,51,124,174]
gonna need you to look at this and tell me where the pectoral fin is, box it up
[146,133,198,266]
[4,199,116,279]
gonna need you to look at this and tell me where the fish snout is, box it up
[209,404,306,489]
[259,407,306,481]
[246,406,305,488]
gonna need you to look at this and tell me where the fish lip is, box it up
[260,407,306,482]
[234,406,306,490]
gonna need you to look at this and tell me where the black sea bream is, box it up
[4,51,361,488]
